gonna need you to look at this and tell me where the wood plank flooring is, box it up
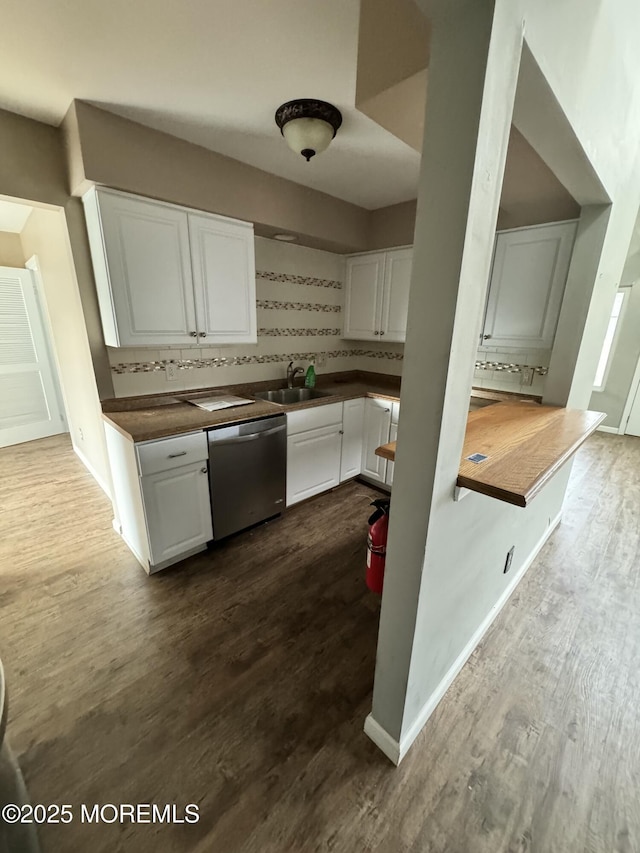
[0,431,639,852]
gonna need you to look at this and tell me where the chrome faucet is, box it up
[287,361,305,389]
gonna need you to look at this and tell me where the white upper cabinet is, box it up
[343,253,385,339]
[83,187,256,347]
[85,190,196,346]
[482,221,577,350]
[380,248,412,342]
[188,213,256,344]
[343,247,412,342]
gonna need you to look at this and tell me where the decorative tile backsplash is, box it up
[475,360,549,376]
[256,299,342,312]
[475,346,551,395]
[256,271,342,289]
[111,349,404,374]
[258,327,342,337]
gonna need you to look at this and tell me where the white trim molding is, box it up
[73,443,111,498]
[364,510,563,765]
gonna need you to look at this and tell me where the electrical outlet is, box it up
[165,363,179,381]
[316,354,327,369]
[78,427,83,441]
[522,367,534,386]
[504,546,515,574]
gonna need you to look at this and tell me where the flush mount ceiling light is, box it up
[275,99,342,162]
[273,233,297,242]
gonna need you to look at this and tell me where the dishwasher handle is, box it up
[209,424,285,447]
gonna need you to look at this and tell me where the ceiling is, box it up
[0,200,32,232]
[0,0,421,210]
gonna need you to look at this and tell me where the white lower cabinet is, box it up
[141,462,213,567]
[286,403,343,506]
[340,399,365,481]
[287,424,343,506]
[361,398,393,484]
[385,423,398,487]
[105,425,212,574]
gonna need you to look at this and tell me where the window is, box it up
[593,290,626,389]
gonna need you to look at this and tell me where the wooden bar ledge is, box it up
[375,401,606,507]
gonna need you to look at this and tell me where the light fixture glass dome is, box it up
[275,99,342,162]
[282,117,335,161]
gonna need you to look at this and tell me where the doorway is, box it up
[0,265,66,447]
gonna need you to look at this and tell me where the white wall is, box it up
[106,237,403,397]
[20,207,112,493]
[367,0,640,763]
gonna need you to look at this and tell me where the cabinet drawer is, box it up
[136,431,208,476]
[286,402,343,436]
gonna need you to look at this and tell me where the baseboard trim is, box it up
[366,511,563,765]
[73,443,111,498]
[597,425,620,435]
[364,714,401,765]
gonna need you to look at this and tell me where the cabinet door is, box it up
[380,248,412,343]
[92,190,197,346]
[482,221,576,350]
[340,398,365,481]
[189,214,257,344]
[361,398,392,484]
[385,423,398,487]
[343,254,385,340]
[287,424,342,506]
[141,462,213,567]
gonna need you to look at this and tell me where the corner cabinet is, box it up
[83,187,256,347]
[482,221,577,350]
[343,247,412,342]
[360,397,393,484]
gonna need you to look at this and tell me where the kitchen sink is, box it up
[253,387,334,405]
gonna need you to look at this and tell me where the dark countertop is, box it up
[102,371,403,442]
[101,371,542,444]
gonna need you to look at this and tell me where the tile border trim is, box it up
[475,360,548,376]
[257,270,342,290]
[258,327,342,337]
[257,300,341,313]
[111,349,404,374]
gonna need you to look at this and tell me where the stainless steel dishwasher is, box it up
[206,414,287,540]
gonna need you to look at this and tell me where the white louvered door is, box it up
[0,267,66,448]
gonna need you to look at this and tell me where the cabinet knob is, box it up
[483,334,492,340]
[384,408,390,413]
[200,467,208,474]
[374,330,380,335]
[380,331,385,336]
[339,430,344,435]
[190,331,198,337]
[199,332,207,338]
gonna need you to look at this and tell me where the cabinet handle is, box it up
[483,334,492,340]
[199,332,207,338]
[384,408,390,413]
[168,451,187,458]
[339,430,344,435]
[190,331,198,337]
[200,466,208,474]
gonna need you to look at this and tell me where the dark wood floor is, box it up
[0,432,639,852]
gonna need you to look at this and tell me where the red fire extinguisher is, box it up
[366,498,390,594]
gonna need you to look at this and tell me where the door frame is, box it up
[25,255,68,430]
[619,346,640,434]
